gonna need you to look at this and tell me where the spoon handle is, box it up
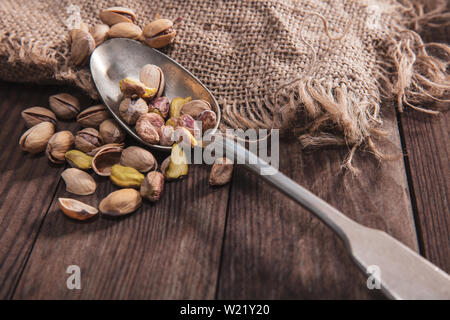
[221,138,450,299]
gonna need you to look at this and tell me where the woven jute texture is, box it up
[0,0,449,171]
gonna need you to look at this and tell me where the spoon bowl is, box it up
[90,38,220,151]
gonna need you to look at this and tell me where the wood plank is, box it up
[217,106,418,299]
[13,148,230,298]
[399,111,449,272]
[0,82,85,298]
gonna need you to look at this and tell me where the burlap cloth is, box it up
[1,0,449,171]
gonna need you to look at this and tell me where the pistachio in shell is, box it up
[99,188,142,216]
[58,198,98,221]
[119,98,148,125]
[180,99,211,119]
[75,127,103,153]
[70,29,95,66]
[99,119,125,144]
[120,146,157,172]
[49,93,80,120]
[140,64,165,98]
[46,131,75,164]
[61,168,96,196]
[90,24,110,45]
[65,150,93,170]
[143,19,176,49]
[77,104,111,128]
[140,171,165,202]
[19,122,55,154]
[91,145,123,176]
[99,7,136,26]
[108,22,142,40]
[148,96,169,118]
[21,107,57,128]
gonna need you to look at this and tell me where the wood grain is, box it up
[0,83,83,298]
[216,107,418,299]
[13,162,230,299]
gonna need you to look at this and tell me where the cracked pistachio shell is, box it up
[21,107,57,128]
[110,164,145,188]
[140,64,165,98]
[77,104,111,128]
[209,157,233,186]
[90,24,110,45]
[143,19,176,48]
[65,150,93,170]
[140,171,164,202]
[46,131,75,164]
[99,7,136,26]
[108,22,142,40]
[99,188,142,216]
[49,93,80,120]
[70,29,95,66]
[87,143,124,157]
[58,198,98,221]
[119,98,148,125]
[120,146,157,172]
[61,168,96,195]
[91,145,123,176]
[180,99,211,119]
[99,119,125,144]
[19,122,55,154]
[75,127,103,153]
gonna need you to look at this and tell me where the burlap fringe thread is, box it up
[0,0,449,174]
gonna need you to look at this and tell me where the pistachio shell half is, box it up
[21,107,57,128]
[99,188,142,216]
[91,145,123,176]
[58,198,98,221]
[61,168,96,195]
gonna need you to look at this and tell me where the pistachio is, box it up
[58,198,98,221]
[49,93,80,120]
[65,150,93,170]
[143,19,176,48]
[140,171,165,202]
[77,104,111,128]
[180,99,211,119]
[119,77,157,99]
[108,22,142,40]
[99,7,136,26]
[170,96,192,118]
[159,125,175,146]
[174,126,198,148]
[91,145,123,176]
[90,24,110,45]
[75,127,103,153]
[196,109,217,132]
[165,117,179,128]
[140,64,165,98]
[178,114,199,136]
[19,122,55,154]
[161,143,188,180]
[87,143,124,157]
[99,119,125,144]
[46,131,75,164]
[119,98,148,125]
[100,189,142,216]
[61,168,96,195]
[149,96,169,118]
[135,113,164,144]
[120,146,157,172]
[110,164,145,188]
[70,29,95,66]
[21,107,57,128]
[209,157,233,186]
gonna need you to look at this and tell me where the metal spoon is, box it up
[90,38,450,299]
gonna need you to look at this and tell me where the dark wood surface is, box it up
[0,78,447,299]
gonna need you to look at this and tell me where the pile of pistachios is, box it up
[70,6,178,66]
[19,93,233,221]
